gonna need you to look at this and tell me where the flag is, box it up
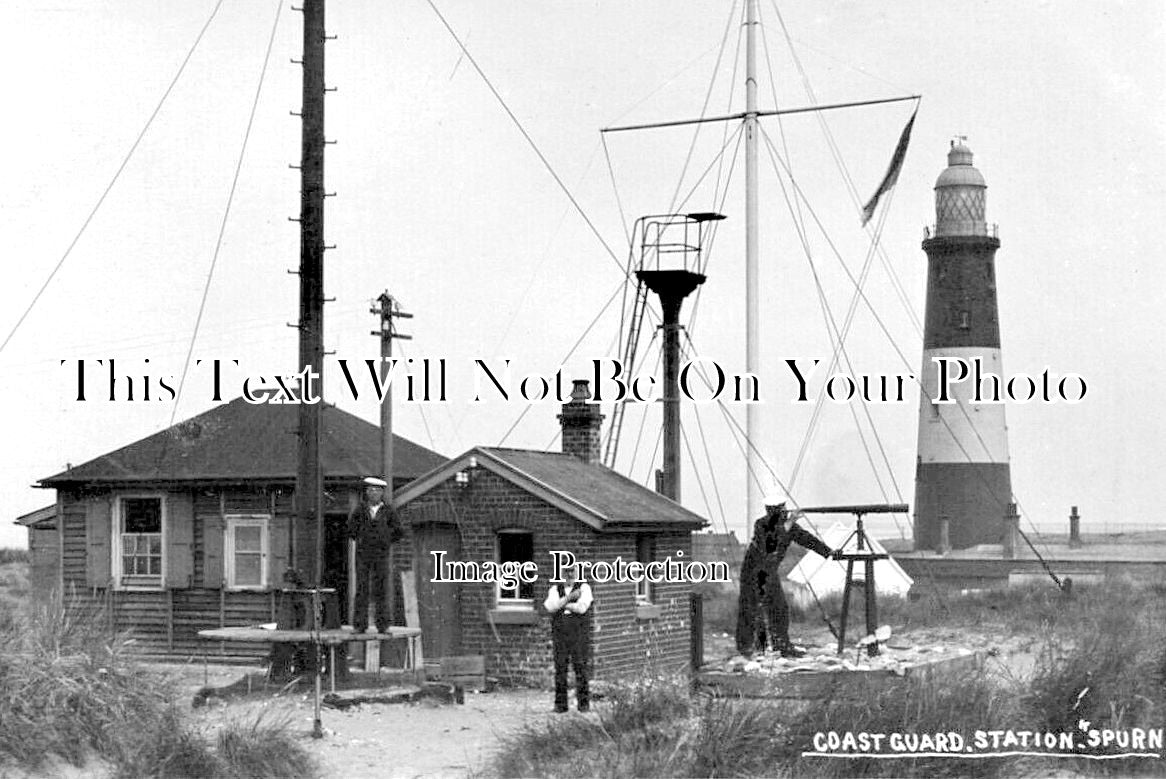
[861,108,918,226]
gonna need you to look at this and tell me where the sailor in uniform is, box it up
[347,476,401,633]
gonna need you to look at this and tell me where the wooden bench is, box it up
[439,655,486,704]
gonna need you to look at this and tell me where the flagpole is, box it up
[744,0,761,539]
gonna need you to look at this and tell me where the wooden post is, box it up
[294,0,327,586]
[401,571,425,682]
[373,292,411,630]
[689,591,703,671]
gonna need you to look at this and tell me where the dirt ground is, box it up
[168,663,560,779]
[164,625,1038,779]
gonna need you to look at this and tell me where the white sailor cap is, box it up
[363,476,388,488]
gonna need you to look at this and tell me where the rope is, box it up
[494,280,624,446]
[665,0,741,215]
[171,0,285,425]
[757,126,907,536]
[768,0,922,336]
[1,0,229,356]
[424,0,624,274]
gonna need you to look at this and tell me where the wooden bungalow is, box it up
[392,380,709,685]
[36,396,445,661]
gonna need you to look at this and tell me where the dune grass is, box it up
[0,595,318,778]
[489,579,1166,778]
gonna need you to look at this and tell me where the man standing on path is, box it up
[543,563,593,713]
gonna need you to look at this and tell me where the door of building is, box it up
[413,522,462,659]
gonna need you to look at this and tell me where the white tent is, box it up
[784,521,914,611]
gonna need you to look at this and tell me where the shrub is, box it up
[0,548,30,566]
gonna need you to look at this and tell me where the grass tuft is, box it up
[0,593,317,778]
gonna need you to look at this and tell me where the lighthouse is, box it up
[913,140,1013,551]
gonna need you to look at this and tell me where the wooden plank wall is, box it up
[57,486,299,663]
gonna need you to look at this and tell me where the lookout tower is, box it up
[913,141,1013,551]
[634,212,722,502]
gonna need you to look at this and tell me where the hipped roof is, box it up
[39,396,445,487]
[395,446,707,532]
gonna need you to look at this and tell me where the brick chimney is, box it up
[558,379,605,465]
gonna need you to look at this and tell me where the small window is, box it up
[959,311,971,330]
[636,536,655,603]
[118,496,163,588]
[496,530,534,607]
[225,515,269,590]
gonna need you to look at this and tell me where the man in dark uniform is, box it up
[543,564,593,713]
[347,476,401,633]
[736,496,836,658]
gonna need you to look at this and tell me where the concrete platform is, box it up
[697,644,982,700]
[893,533,1166,589]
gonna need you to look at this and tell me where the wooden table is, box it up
[197,626,424,692]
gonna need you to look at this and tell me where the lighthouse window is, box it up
[959,311,970,329]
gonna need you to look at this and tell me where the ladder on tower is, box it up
[603,275,649,468]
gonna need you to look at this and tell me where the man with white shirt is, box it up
[347,476,401,633]
[543,564,593,713]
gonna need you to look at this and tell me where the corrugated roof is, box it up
[478,447,706,529]
[39,396,445,486]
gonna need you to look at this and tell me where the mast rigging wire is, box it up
[0,0,229,357]
[760,129,1057,565]
[767,0,922,336]
[425,0,624,275]
[665,0,741,217]
[757,126,906,505]
[494,280,624,447]
[171,0,285,426]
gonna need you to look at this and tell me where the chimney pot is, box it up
[558,379,605,465]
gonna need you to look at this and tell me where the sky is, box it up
[2,0,1164,549]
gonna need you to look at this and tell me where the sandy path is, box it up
[166,664,552,778]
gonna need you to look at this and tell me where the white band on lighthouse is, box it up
[918,347,1010,465]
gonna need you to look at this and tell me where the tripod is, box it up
[800,503,906,656]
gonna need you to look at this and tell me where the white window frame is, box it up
[495,529,535,610]
[635,535,655,604]
[112,493,166,591]
[224,514,270,591]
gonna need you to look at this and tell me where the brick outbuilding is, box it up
[393,380,710,685]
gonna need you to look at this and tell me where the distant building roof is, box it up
[15,504,56,529]
[38,396,446,487]
[395,446,707,532]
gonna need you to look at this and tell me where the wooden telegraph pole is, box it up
[294,0,328,585]
[372,292,410,621]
